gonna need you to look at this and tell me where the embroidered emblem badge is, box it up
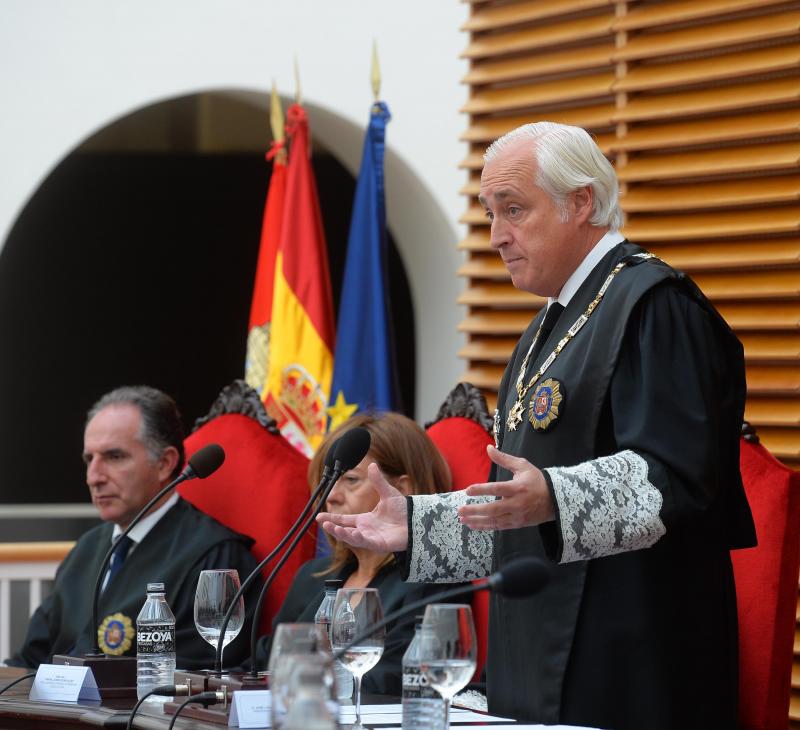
[528,378,563,431]
[98,612,133,656]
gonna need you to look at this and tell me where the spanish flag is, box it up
[264,103,335,456]
[244,87,286,397]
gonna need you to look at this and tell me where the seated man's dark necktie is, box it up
[104,534,133,590]
[530,302,565,362]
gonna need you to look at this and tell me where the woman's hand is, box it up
[316,463,410,552]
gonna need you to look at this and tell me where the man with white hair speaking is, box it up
[319,122,756,729]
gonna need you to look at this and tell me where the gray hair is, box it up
[87,385,185,479]
[484,121,623,230]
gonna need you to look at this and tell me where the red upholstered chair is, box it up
[178,380,314,634]
[425,383,494,679]
[732,425,800,730]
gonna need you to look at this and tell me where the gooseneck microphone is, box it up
[206,436,341,676]
[86,443,226,657]
[234,427,372,678]
[332,556,552,662]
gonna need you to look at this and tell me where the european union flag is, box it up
[327,102,400,433]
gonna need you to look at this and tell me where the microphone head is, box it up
[490,556,552,599]
[333,427,371,472]
[322,439,339,475]
[186,443,225,479]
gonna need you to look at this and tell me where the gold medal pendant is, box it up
[506,400,525,431]
[528,379,563,431]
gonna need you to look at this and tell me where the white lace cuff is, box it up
[407,492,494,583]
[546,450,666,563]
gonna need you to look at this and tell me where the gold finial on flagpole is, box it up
[270,80,284,143]
[294,55,302,105]
[370,40,381,102]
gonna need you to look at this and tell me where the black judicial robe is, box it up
[253,556,463,695]
[403,242,755,729]
[8,498,262,670]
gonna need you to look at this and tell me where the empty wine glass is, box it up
[193,569,244,672]
[418,604,477,729]
[329,588,385,729]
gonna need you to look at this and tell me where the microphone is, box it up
[332,556,551,661]
[205,438,340,676]
[86,443,226,657]
[236,427,372,678]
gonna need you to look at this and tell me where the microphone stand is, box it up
[50,446,223,698]
[242,461,348,679]
[205,465,337,680]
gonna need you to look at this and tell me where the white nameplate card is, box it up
[228,689,270,728]
[29,664,101,703]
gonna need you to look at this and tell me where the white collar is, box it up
[111,492,180,548]
[548,231,625,308]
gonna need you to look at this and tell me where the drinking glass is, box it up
[329,588,385,728]
[268,623,334,730]
[418,604,477,729]
[193,569,244,672]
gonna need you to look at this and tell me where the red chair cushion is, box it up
[180,413,314,634]
[426,416,492,491]
[732,437,800,730]
[426,415,494,679]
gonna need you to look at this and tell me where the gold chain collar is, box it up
[506,253,655,432]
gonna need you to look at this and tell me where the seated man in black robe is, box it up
[318,122,756,729]
[5,385,261,671]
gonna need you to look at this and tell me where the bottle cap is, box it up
[146,582,165,593]
[324,579,344,590]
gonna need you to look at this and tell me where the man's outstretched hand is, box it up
[458,445,555,530]
[316,463,410,552]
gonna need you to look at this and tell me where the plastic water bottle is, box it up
[314,579,354,700]
[136,582,176,699]
[402,617,445,729]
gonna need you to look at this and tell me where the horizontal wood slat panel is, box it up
[615,76,800,122]
[613,10,800,62]
[622,176,800,212]
[622,206,800,240]
[461,132,615,165]
[461,0,611,32]
[609,109,800,153]
[461,105,615,142]
[458,283,543,307]
[751,427,800,459]
[615,0,790,31]
[746,364,800,394]
[613,44,800,93]
[459,257,507,279]
[739,333,800,361]
[459,310,540,335]
[459,231,493,252]
[647,239,800,271]
[692,270,800,300]
[461,364,507,389]
[715,302,800,330]
[462,13,614,60]
[745,398,800,426]
[461,72,616,114]
[459,337,520,363]
[617,142,800,182]
[463,43,613,85]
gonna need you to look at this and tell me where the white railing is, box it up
[0,542,73,661]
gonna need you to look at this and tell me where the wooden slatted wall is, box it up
[457,0,800,724]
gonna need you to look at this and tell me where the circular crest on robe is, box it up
[528,378,564,431]
[98,612,133,656]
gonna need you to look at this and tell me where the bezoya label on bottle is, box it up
[136,623,175,654]
[402,667,439,700]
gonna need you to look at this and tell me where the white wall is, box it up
[0,0,469,421]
